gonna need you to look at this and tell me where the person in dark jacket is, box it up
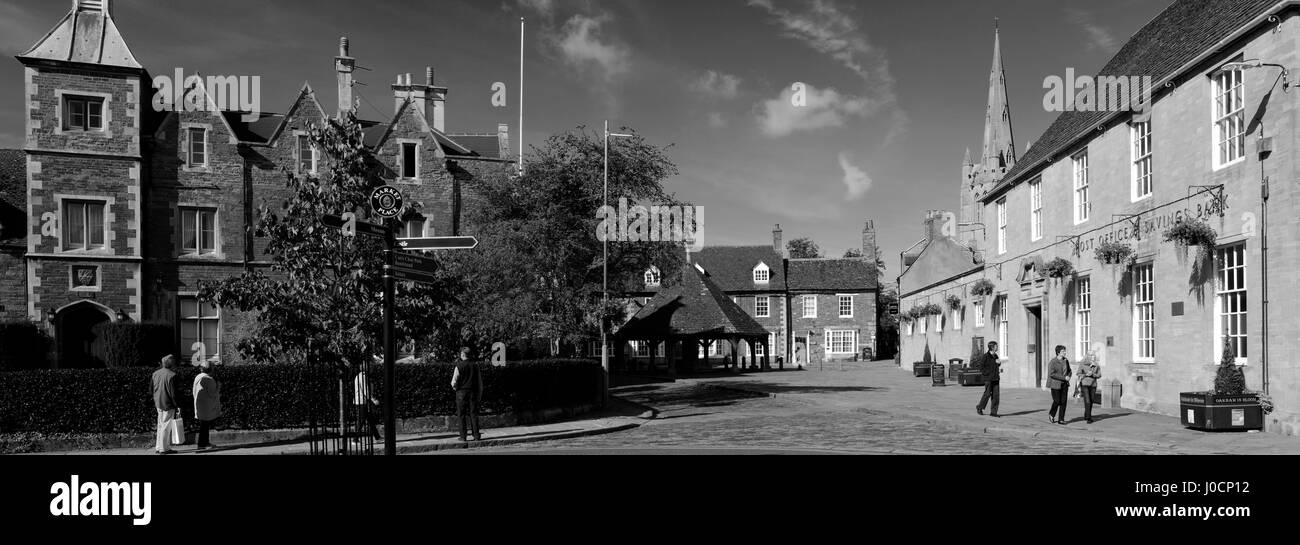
[975,342,1004,417]
[450,347,483,442]
[151,355,181,454]
[1077,352,1102,424]
[1046,346,1072,424]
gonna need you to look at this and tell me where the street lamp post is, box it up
[602,121,632,402]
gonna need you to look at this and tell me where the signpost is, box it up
[318,187,478,456]
[395,236,479,251]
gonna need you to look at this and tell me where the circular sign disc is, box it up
[370,186,404,219]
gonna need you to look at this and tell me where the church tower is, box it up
[960,23,1017,252]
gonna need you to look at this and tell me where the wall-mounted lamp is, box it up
[1220,60,1290,93]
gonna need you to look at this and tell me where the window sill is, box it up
[177,253,225,260]
[1132,194,1152,204]
[1212,158,1245,172]
[183,165,211,173]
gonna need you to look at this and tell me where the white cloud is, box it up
[556,15,630,80]
[516,0,556,19]
[707,112,727,128]
[838,152,873,200]
[1067,8,1119,52]
[757,84,877,137]
[692,70,742,99]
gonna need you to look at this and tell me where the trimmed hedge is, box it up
[92,322,175,368]
[0,321,52,371]
[0,359,600,434]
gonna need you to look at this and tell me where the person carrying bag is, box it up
[1077,352,1102,424]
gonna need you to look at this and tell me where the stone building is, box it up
[613,223,881,368]
[900,0,1300,435]
[1,0,513,367]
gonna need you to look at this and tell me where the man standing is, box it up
[1046,346,1072,424]
[450,347,483,442]
[193,361,222,450]
[151,355,181,454]
[975,342,1004,417]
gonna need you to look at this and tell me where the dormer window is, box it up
[753,262,770,284]
[644,266,661,288]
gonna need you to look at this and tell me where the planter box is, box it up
[1179,392,1263,431]
[913,362,932,377]
[958,370,985,387]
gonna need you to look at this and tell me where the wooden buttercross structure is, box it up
[318,186,479,456]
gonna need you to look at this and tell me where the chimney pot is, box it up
[426,67,434,86]
[340,36,349,57]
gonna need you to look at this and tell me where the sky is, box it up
[0,0,1169,276]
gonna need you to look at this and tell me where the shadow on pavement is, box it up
[717,383,884,395]
[657,412,715,420]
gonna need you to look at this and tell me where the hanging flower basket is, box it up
[905,307,924,320]
[971,279,995,297]
[1094,240,1134,266]
[920,303,943,316]
[944,294,962,310]
[1164,218,1217,280]
[1039,257,1076,279]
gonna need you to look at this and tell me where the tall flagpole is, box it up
[519,17,525,176]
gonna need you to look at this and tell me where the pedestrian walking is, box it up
[151,355,181,455]
[450,347,483,442]
[975,342,1005,417]
[193,361,222,450]
[1077,352,1102,424]
[354,366,381,442]
[1047,346,1072,424]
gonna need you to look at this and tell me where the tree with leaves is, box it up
[198,113,460,370]
[441,126,687,356]
[787,237,822,259]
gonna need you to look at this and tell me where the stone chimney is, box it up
[394,68,448,131]
[923,210,955,240]
[497,123,511,159]
[335,37,355,117]
[862,220,876,261]
[773,224,783,256]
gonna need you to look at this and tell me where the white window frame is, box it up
[952,308,963,331]
[1073,150,1090,224]
[398,139,421,180]
[1132,264,1155,362]
[802,295,817,318]
[633,341,650,358]
[1029,178,1042,242]
[996,295,1008,351]
[756,296,770,318]
[825,330,856,355]
[1131,121,1153,202]
[59,198,109,253]
[54,90,112,135]
[838,295,853,318]
[997,198,1007,255]
[1075,277,1092,360]
[934,310,943,333]
[296,132,318,175]
[644,266,661,288]
[398,216,429,239]
[179,206,219,257]
[906,320,915,336]
[183,124,210,170]
[753,262,771,284]
[1214,244,1248,364]
[180,294,221,365]
[1213,66,1246,170]
[974,299,985,328]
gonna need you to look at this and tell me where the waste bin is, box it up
[948,358,963,381]
[1102,379,1123,409]
[931,362,946,387]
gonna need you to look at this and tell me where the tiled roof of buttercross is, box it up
[617,263,770,340]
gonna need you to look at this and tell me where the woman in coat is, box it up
[1076,352,1102,424]
[193,362,222,450]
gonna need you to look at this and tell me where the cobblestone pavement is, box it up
[469,383,1183,454]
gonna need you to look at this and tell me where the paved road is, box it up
[430,383,1182,455]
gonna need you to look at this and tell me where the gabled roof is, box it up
[265,83,328,146]
[690,246,786,292]
[17,1,142,70]
[221,112,287,144]
[359,99,479,156]
[987,0,1283,201]
[445,134,504,159]
[618,263,770,340]
[0,149,27,246]
[787,258,878,291]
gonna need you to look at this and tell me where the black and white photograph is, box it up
[0,0,1295,532]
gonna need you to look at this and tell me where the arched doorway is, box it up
[55,301,116,369]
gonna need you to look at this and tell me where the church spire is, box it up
[963,147,972,166]
[982,22,1015,171]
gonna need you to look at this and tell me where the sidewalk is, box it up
[681,361,1300,455]
[27,397,653,456]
